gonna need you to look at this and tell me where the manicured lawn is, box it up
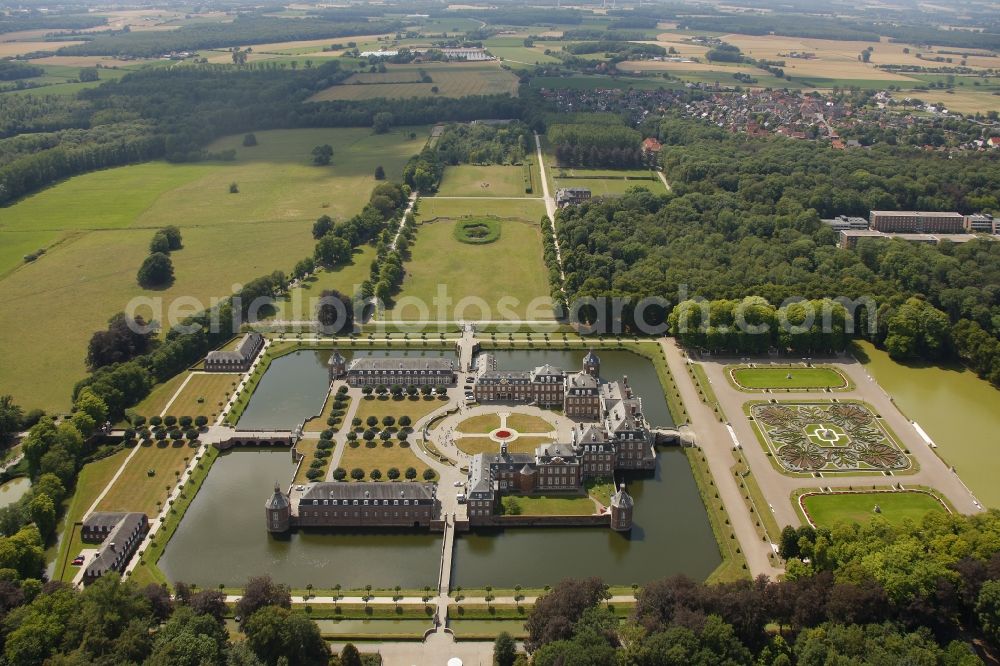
[0,127,428,412]
[293,439,326,484]
[455,435,551,456]
[505,414,554,433]
[416,197,546,222]
[97,441,197,515]
[51,449,130,583]
[354,396,447,426]
[388,218,553,321]
[802,491,947,528]
[131,372,191,421]
[456,414,501,433]
[159,373,241,420]
[338,441,435,481]
[303,394,348,433]
[436,165,527,198]
[730,366,848,390]
[552,176,665,196]
[503,494,596,516]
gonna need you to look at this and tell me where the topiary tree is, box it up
[370,468,382,480]
[352,417,362,427]
[399,415,412,428]
[163,415,177,428]
[179,416,193,428]
[333,467,347,480]
[422,468,435,480]
[382,416,395,428]
[397,431,408,443]
[387,467,400,480]
[194,415,208,428]
[306,468,323,480]
[405,467,417,480]
[321,429,333,440]
[362,386,373,397]
[132,415,147,427]
[366,416,379,428]
[347,431,358,441]
[350,468,365,480]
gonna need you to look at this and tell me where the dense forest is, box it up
[526,510,1000,665]
[0,12,106,35]
[0,62,523,204]
[58,15,402,57]
[434,120,532,165]
[548,122,643,168]
[677,13,1000,50]
[556,117,1000,383]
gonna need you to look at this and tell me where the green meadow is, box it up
[0,127,428,412]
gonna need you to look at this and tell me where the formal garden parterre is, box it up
[749,401,912,474]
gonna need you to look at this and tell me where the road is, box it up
[660,338,784,579]
[533,132,566,287]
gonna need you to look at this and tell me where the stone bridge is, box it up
[214,429,296,450]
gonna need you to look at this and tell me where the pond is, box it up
[158,449,442,589]
[0,477,29,508]
[236,348,456,431]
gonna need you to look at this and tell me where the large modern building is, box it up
[337,356,456,387]
[966,213,997,234]
[81,512,149,584]
[204,332,264,372]
[267,482,439,532]
[869,211,966,234]
[473,350,602,419]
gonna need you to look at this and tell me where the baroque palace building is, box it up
[466,351,652,531]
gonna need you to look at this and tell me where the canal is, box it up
[160,347,720,589]
[856,341,1000,508]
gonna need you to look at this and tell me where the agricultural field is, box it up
[801,491,947,528]
[436,165,529,198]
[551,175,665,196]
[96,440,197,515]
[526,75,679,91]
[308,62,519,101]
[484,37,562,65]
[0,127,428,412]
[387,218,554,321]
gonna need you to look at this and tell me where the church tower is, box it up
[265,482,291,533]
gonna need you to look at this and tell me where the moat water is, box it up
[236,348,457,431]
[160,348,719,588]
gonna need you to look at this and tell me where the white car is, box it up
[456,493,467,503]
[453,480,464,487]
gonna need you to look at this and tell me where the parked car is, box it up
[71,556,85,566]
[453,480,464,487]
[456,493,467,503]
